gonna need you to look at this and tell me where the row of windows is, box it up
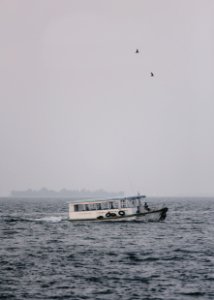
[74,202,119,212]
[73,199,143,212]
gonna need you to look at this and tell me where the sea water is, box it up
[0,197,214,300]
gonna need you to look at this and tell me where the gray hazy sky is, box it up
[0,0,214,197]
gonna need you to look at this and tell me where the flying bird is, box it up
[135,49,139,53]
[150,72,154,77]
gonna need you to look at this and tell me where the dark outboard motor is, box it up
[159,207,168,221]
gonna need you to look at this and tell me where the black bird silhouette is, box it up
[150,72,154,77]
[135,49,139,53]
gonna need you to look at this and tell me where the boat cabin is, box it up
[68,195,147,220]
[70,197,144,213]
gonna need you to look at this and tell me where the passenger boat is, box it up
[68,195,168,221]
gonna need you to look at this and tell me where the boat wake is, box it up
[1,214,67,223]
[34,216,65,223]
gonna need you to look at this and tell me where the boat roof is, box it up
[70,195,146,206]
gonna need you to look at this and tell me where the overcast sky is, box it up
[0,0,214,197]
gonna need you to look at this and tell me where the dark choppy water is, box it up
[0,197,214,300]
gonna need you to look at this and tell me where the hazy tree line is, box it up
[11,188,124,198]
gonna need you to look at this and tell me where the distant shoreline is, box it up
[2,195,214,200]
[10,188,124,199]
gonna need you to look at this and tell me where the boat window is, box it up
[113,201,119,209]
[109,202,114,209]
[96,203,101,210]
[101,202,109,210]
[74,205,79,212]
[121,199,127,208]
[89,203,96,210]
[80,204,85,211]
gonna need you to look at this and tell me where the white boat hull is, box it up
[69,207,168,222]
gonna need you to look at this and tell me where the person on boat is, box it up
[144,202,150,211]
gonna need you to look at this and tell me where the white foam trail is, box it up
[34,216,64,222]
